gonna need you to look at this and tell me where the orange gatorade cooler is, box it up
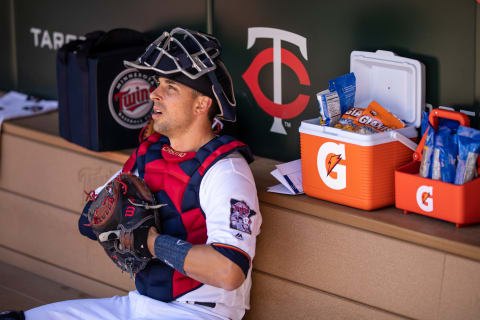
[395,109,480,227]
[300,50,425,210]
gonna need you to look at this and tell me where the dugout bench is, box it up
[0,112,480,320]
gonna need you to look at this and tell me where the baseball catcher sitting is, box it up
[7,27,262,320]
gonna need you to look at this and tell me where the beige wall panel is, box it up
[0,134,122,213]
[245,272,407,320]
[0,189,136,292]
[255,203,445,320]
[0,260,91,307]
[0,245,127,299]
[438,254,480,320]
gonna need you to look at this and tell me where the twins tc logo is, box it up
[416,185,433,212]
[317,142,346,190]
[242,27,310,135]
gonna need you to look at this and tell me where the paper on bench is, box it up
[267,159,304,195]
[267,183,296,195]
[0,91,58,131]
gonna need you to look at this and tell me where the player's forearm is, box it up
[183,245,245,290]
[147,227,245,290]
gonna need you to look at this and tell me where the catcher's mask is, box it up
[124,27,236,122]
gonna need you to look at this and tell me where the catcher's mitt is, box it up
[87,173,165,277]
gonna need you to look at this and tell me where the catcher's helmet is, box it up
[124,28,236,122]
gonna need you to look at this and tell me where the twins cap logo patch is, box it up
[108,68,156,129]
[230,199,256,235]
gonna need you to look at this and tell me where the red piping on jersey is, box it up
[211,243,251,263]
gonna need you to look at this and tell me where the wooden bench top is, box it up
[4,111,480,262]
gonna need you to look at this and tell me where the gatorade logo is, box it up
[416,185,433,212]
[242,27,310,135]
[317,142,346,190]
[326,154,342,176]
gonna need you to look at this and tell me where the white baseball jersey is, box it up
[177,153,262,320]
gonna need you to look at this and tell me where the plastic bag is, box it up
[454,126,480,185]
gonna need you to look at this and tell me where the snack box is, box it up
[395,109,480,227]
[300,50,425,210]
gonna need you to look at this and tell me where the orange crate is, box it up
[395,109,480,227]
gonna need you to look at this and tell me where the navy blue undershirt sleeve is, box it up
[211,243,250,277]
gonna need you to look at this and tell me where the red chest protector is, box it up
[122,133,253,301]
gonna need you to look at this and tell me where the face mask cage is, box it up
[125,28,237,122]
[125,28,221,80]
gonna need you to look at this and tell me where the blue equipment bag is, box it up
[56,29,151,151]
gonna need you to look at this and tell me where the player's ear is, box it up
[194,95,212,116]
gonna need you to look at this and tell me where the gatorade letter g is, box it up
[416,185,433,212]
[317,142,346,190]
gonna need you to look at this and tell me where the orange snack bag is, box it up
[339,107,364,123]
[354,101,405,132]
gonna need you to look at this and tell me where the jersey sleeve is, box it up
[199,155,262,275]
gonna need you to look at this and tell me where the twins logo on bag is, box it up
[108,68,156,129]
[243,27,310,135]
[317,142,347,190]
[416,185,433,212]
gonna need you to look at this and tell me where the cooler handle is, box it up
[389,131,418,151]
[412,108,470,162]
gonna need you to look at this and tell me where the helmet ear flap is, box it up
[209,60,237,122]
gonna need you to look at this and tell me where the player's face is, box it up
[150,77,198,138]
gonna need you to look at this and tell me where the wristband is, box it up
[154,234,193,274]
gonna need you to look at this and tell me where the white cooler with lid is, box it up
[299,50,425,210]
